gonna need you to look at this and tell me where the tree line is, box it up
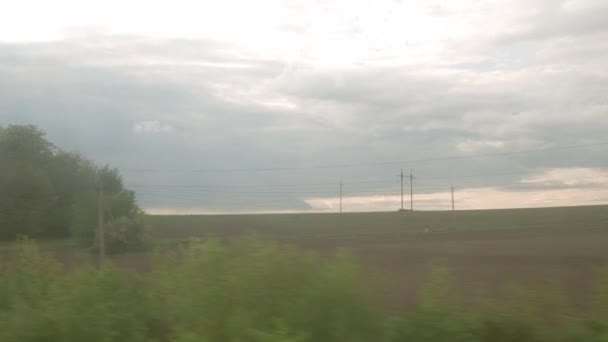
[0,124,142,250]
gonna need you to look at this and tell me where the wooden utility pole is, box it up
[409,171,415,211]
[400,170,404,210]
[339,181,343,213]
[451,185,455,211]
[96,176,105,267]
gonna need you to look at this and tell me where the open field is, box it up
[145,205,608,240]
[142,205,608,312]
[3,205,608,314]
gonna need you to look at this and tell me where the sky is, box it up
[1,0,607,214]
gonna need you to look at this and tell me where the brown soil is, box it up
[40,225,607,315]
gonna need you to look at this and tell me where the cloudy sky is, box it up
[1,0,607,214]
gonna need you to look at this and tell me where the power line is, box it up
[125,161,608,190]
[130,173,608,196]
[133,184,458,197]
[126,179,396,189]
[127,156,608,213]
[444,175,608,191]
[418,162,608,181]
[134,174,608,203]
[136,193,323,208]
[136,188,334,194]
[138,195,316,205]
[121,141,608,173]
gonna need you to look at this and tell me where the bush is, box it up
[1,237,385,342]
[389,265,479,342]
[145,237,385,342]
[103,215,147,254]
[70,179,144,253]
[2,237,608,341]
[74,211,147,254]
[44,265,147,342]
[0,237,146,341]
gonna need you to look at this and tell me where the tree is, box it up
[0,124,142,245]
[70,164,145,251]
[0,125,57,238]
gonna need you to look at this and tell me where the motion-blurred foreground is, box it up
[1,237,607,341]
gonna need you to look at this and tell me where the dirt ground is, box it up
[292,227,608,314]
[41,224,606,315]
[21,206,607,315]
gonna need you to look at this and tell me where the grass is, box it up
[141,205,608,316]
[3,237,608,341]
[3,205,607,316]
[0,238,76,252]
[5,205,605,249]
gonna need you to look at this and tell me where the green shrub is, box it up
[103,215,147,254]
[44,265,147,342]
[74,213,147,254]
[389,265,479,342]
[2,237,608,342]
[0,237,62,341]
[146,237,385,342]
[389,264,557,342]
[0,238,147,341]
[71,196,145,254]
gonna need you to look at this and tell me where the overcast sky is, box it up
[1,0,607,214]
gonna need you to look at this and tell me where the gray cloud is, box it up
[491,0,608,43]
[1,1,607,212]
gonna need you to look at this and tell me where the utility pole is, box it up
[409,171,415,211]
[96,175,105,268]
[400,170,404,210]
[451,185,455,211]
[339,181,343,213]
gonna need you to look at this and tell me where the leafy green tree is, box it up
[0,124,142,245]
[70,164,144,251]
[103,216,146,254]
[0,126,57,238]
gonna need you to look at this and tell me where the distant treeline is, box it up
[0,125,141,248]
[1,237,607,341]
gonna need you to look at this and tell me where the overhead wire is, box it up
[122,141,608,173]
[123,143,608,211]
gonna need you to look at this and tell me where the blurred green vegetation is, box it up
[1,237,607,341]
[0,125,143,252]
